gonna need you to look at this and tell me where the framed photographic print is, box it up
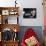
[2,10,9,15]
[23,8,36,18]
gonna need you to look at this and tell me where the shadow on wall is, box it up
[18,26,43,44]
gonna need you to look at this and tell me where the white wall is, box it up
[0,0,15,7]
[18,0,44,26]
[0,0,44,26]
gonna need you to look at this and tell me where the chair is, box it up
[21,28,41,46]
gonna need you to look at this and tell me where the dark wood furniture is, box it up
[0,7,19,46]
[0,7,19,24]
[2,41,19,46]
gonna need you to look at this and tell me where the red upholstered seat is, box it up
[21,28,41,46]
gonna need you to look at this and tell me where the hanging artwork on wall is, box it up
[23,8,36,18]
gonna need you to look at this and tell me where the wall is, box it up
[0,0,15,7]
[0,0,44,26]
[18,0,44,26]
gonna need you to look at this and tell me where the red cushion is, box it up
[21,28,41,46]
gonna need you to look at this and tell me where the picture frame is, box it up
[23,8,36,18]
[2,10,9,15]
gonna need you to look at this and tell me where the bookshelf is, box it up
[0,7,19,46]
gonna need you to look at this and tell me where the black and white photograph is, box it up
[23,8,36,18]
